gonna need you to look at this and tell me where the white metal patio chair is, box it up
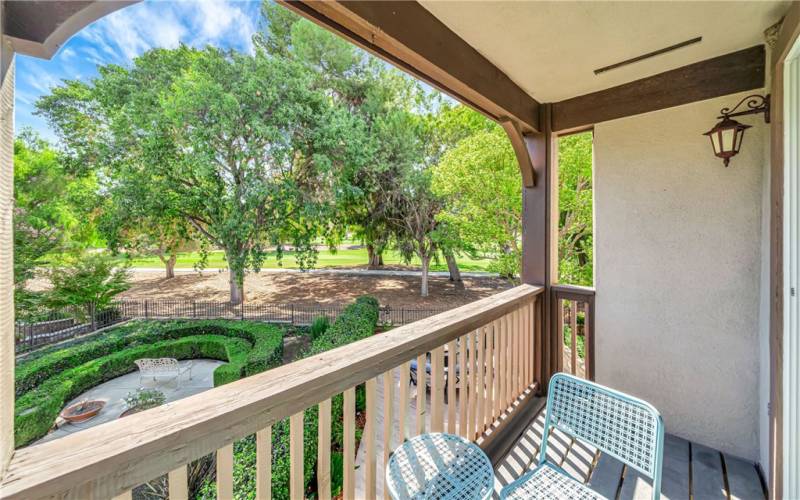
[500,373,665,500]
[134,358,193,387]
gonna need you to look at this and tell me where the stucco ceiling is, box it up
[419,1,790,102]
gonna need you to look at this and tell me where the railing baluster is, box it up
[458,334,468,439]
[526,300,532,386]
[383,369,394,482]
[415,353,426,435]
[398,362,410,442]
[290,412,303,500]
[514,308,522,399]
[476,326,485,436]
[447,339,457,434]
[570,300,578,377]
[168,465,188,500]
[535,296,542,386]
[256,426,271,500]
[484,322,493,427]
[365,378,377,498]
[466,330,476,439]
[318,399,331,500]
[217,443,234,500]
[431,347,444,432]
[343,387,355,499]
[491,318,501,419]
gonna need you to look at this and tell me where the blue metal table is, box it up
[386,433,494,500]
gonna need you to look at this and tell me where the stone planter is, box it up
[60,400,105,423]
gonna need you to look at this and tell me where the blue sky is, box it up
[15,0,262,142]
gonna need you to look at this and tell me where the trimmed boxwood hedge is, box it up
[201,295,380,500]
[14,320,284,447]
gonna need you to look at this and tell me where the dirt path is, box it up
[116,269,512,308]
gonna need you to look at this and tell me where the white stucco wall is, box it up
[594,90,767,460]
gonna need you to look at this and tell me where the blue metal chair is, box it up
[500,373,665,500]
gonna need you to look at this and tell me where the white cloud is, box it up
[74,0,256,64]
[59,47,76,60]
[24,70,61,95]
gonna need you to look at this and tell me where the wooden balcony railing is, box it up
[551,284,595,381]
[0,284,544,500]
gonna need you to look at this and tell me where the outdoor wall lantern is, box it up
[703,94,770,167]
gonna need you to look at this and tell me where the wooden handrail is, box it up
[0,284,543,499]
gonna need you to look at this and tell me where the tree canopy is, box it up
[25,2,594,302]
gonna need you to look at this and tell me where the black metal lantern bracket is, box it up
[717,94,770,123]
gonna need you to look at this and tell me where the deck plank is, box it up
[560,437,597,483]
[661,434,690,500]
[691,442,727,500]
[619,466,654,500]
[588,452,624,499]
[723,454,765,500]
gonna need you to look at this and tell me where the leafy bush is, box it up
[14,320,285,446]
[309,316,330,340]
[124,388,166,411]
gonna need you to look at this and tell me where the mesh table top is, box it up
[386,433,494,500]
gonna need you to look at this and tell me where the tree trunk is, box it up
[445,253,464,290]
[165,254,177,279]
[229,275,244,305]
[367,244,384,270]
[420,255,430,297]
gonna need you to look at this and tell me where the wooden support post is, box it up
[520,104,556,394]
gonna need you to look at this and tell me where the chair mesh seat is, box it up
[386,433,493,500]
[501,464,608,500]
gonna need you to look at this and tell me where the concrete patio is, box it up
[35,359,222,445]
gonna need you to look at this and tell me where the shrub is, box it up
[14,320,285,446]
[309,316,330,340]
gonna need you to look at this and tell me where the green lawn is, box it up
[119,247,495,272]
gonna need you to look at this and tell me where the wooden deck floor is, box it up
[352,369,765,499]
[494,409,767,500]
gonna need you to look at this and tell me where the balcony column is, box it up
[0,14,14,477]
[506,104,558,392]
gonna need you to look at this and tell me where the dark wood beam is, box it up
[280,1,541,133]
[500,120,537,188]
[552,45,766,133]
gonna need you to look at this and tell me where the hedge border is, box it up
[14,320,285,447]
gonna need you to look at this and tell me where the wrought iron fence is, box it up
[14,299,449,353]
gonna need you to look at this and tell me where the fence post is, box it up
[241,301,245,321]
[144,300,149,319]
[193,301,197,318]
[291,304,295,325]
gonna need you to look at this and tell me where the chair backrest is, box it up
[539,373,664,497]
[135,358,179,374]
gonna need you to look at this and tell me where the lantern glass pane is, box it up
[710,132,722,154]
[734,129,745,152]
[721,128,736,152]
